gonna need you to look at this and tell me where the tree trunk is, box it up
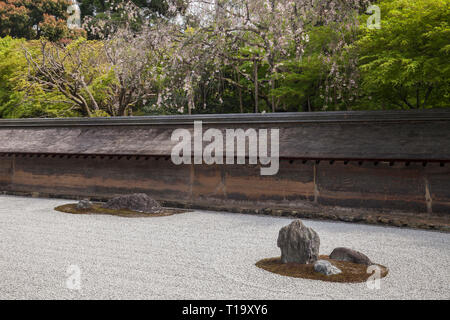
[238,73,243,113]
[188,88,194,115]
[254,59,258,113]
[416,87,420,109]
[271,76,275,112]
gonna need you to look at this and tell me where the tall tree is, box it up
[173,0,369,113]
[80,0,187,38]
[0,0,71,40]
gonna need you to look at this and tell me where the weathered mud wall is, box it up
[0,110,449,214]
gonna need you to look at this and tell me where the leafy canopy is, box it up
[357,0,450,109]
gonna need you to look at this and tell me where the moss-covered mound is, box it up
[256,255,388,283]
[55,203,188,218]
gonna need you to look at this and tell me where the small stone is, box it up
[277,219,320,264]
[76,200,93,210]
[340,216,354,222]
[392,220,403,227]
[314,260,342,276]
[275,210,283,216]
[281,210,291,217]
[330,247,372,265]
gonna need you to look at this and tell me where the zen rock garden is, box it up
[256,219,388,283]
[67,196,387,283]
[2,195,448,299]
[63,195,388,283]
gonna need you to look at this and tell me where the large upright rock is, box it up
[329,247,372,266]
[277,220,320,264]
[103,193,162,214]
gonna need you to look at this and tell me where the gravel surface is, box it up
[1,195,449,300]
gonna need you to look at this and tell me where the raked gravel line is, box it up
[0,195,449,300]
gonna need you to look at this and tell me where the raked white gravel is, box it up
[0,195,449,300]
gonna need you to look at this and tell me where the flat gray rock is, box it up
[277,219,320,264]
[314,260,342,276]
[330,247,372,265]
[76,200,93,210]
[103,193,162,214]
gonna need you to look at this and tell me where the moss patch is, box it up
[55,203,189,218]
[255,255,388,283]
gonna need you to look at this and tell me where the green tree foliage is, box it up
[0,36,80,118]
[0,0,72,40]
[0,37,25,117]
[271,25,346,112]
[357,0,450,109]
[0,0,449,118]
[23,38,116,117]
